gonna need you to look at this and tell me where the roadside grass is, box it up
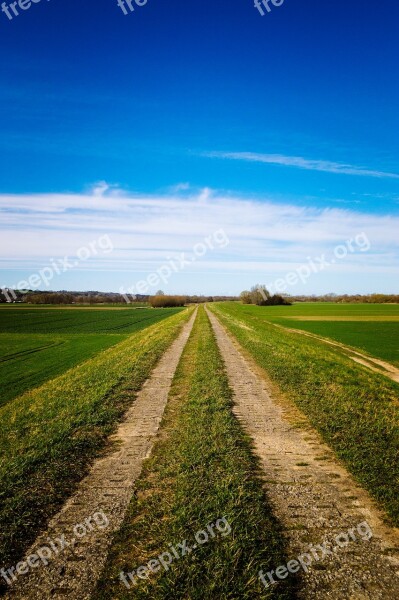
[93,306,294,600]
[211,303,399,525]
[0,307,192,575]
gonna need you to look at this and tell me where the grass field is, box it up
[0,306,192,572]
[0,306,183,405]
[239,302,399,318]
[94,306,293,600]
[232,303,399,367]
[210,302,399,524]
[273,320,399,367]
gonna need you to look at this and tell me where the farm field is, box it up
[273,320,399,367]
[0,306,183,406]
[231,303,399,367]
[235,302,399,318]
[211,302,399,523]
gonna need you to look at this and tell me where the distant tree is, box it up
[241,285,291,306]
[251,285,271,305]
[156,290,165,296]
[240,290,252,304]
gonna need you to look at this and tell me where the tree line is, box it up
[0,290,237,306]
[290,293,399,303]
[1,288,398,306]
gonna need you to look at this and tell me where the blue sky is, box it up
[1,0,398,295]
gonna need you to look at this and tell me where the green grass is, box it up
[94,307,294,600]
[211,302,399,525]
[0,307,183,405]
[0,306,180,333]
[0,333,121,406]
[239,302,399,319]
[0,302,150,309]
[0,307,192,574]
[273,319,399,367]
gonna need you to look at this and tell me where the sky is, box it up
[0,0,398,296]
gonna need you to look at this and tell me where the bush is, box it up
[240,286,291,306]
[149,295,187,308]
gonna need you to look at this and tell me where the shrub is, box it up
[240,286,291,306]
[149,295,187,308]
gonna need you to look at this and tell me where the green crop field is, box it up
[0,306,177,334]
[274,320,399,367]
[234,302,399,319]
[229,303,399,367]
[0,306,183,406]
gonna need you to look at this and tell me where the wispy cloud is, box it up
[205,151,399,179]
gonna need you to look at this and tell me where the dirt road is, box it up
[207,307,399,599]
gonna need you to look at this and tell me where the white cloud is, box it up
[90,181,112,197]
[205,151,399,179]
[0,186,398,292]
